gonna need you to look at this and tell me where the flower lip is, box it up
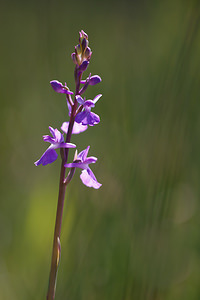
[80,169,102,189]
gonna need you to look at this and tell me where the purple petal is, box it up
[76,95,85,105]
[43,135,54,144]
[50,80,64,93]
[86,111,100,126]
[54,128,64,143]
[61,121,87,135]
[61,122,69,134]
[73,122,88,134]
[58,142,76,149]
[50,80,73,95]
[84,156,97,164]
[43,127,57,143]
[34,148,58,166]
[83,145,90,161]
[75,111,88,124]
[89,75,102,86]
[80,169,102,189]
[49,126,55,137]
[77,146,90,161]
[65,162,87,169]
[93,94,102,104]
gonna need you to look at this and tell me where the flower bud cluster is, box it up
[71,30,92,66]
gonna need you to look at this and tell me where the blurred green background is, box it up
[1,0,200,299]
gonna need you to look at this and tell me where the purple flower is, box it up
[50,80,73,95]
[79,74,102,95]
[75,94,102,126]
[65,146,102,189]
[61,121,88,135]
[34,127,76,166]
[81,75,102,86]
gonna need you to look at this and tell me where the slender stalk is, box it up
[46,161,67,300]
[46,72,81,300]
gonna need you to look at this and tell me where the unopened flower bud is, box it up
[84,47,92,61]
[89,75,102,85]
[79,30,88,44]
[50,80,73,95]
[79,60,89,72]
[71,52,77,65]
[81,37,88,53]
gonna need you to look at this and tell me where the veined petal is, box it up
[34,147,58,166]
[87,111,100,126]
[80,169,102,189]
